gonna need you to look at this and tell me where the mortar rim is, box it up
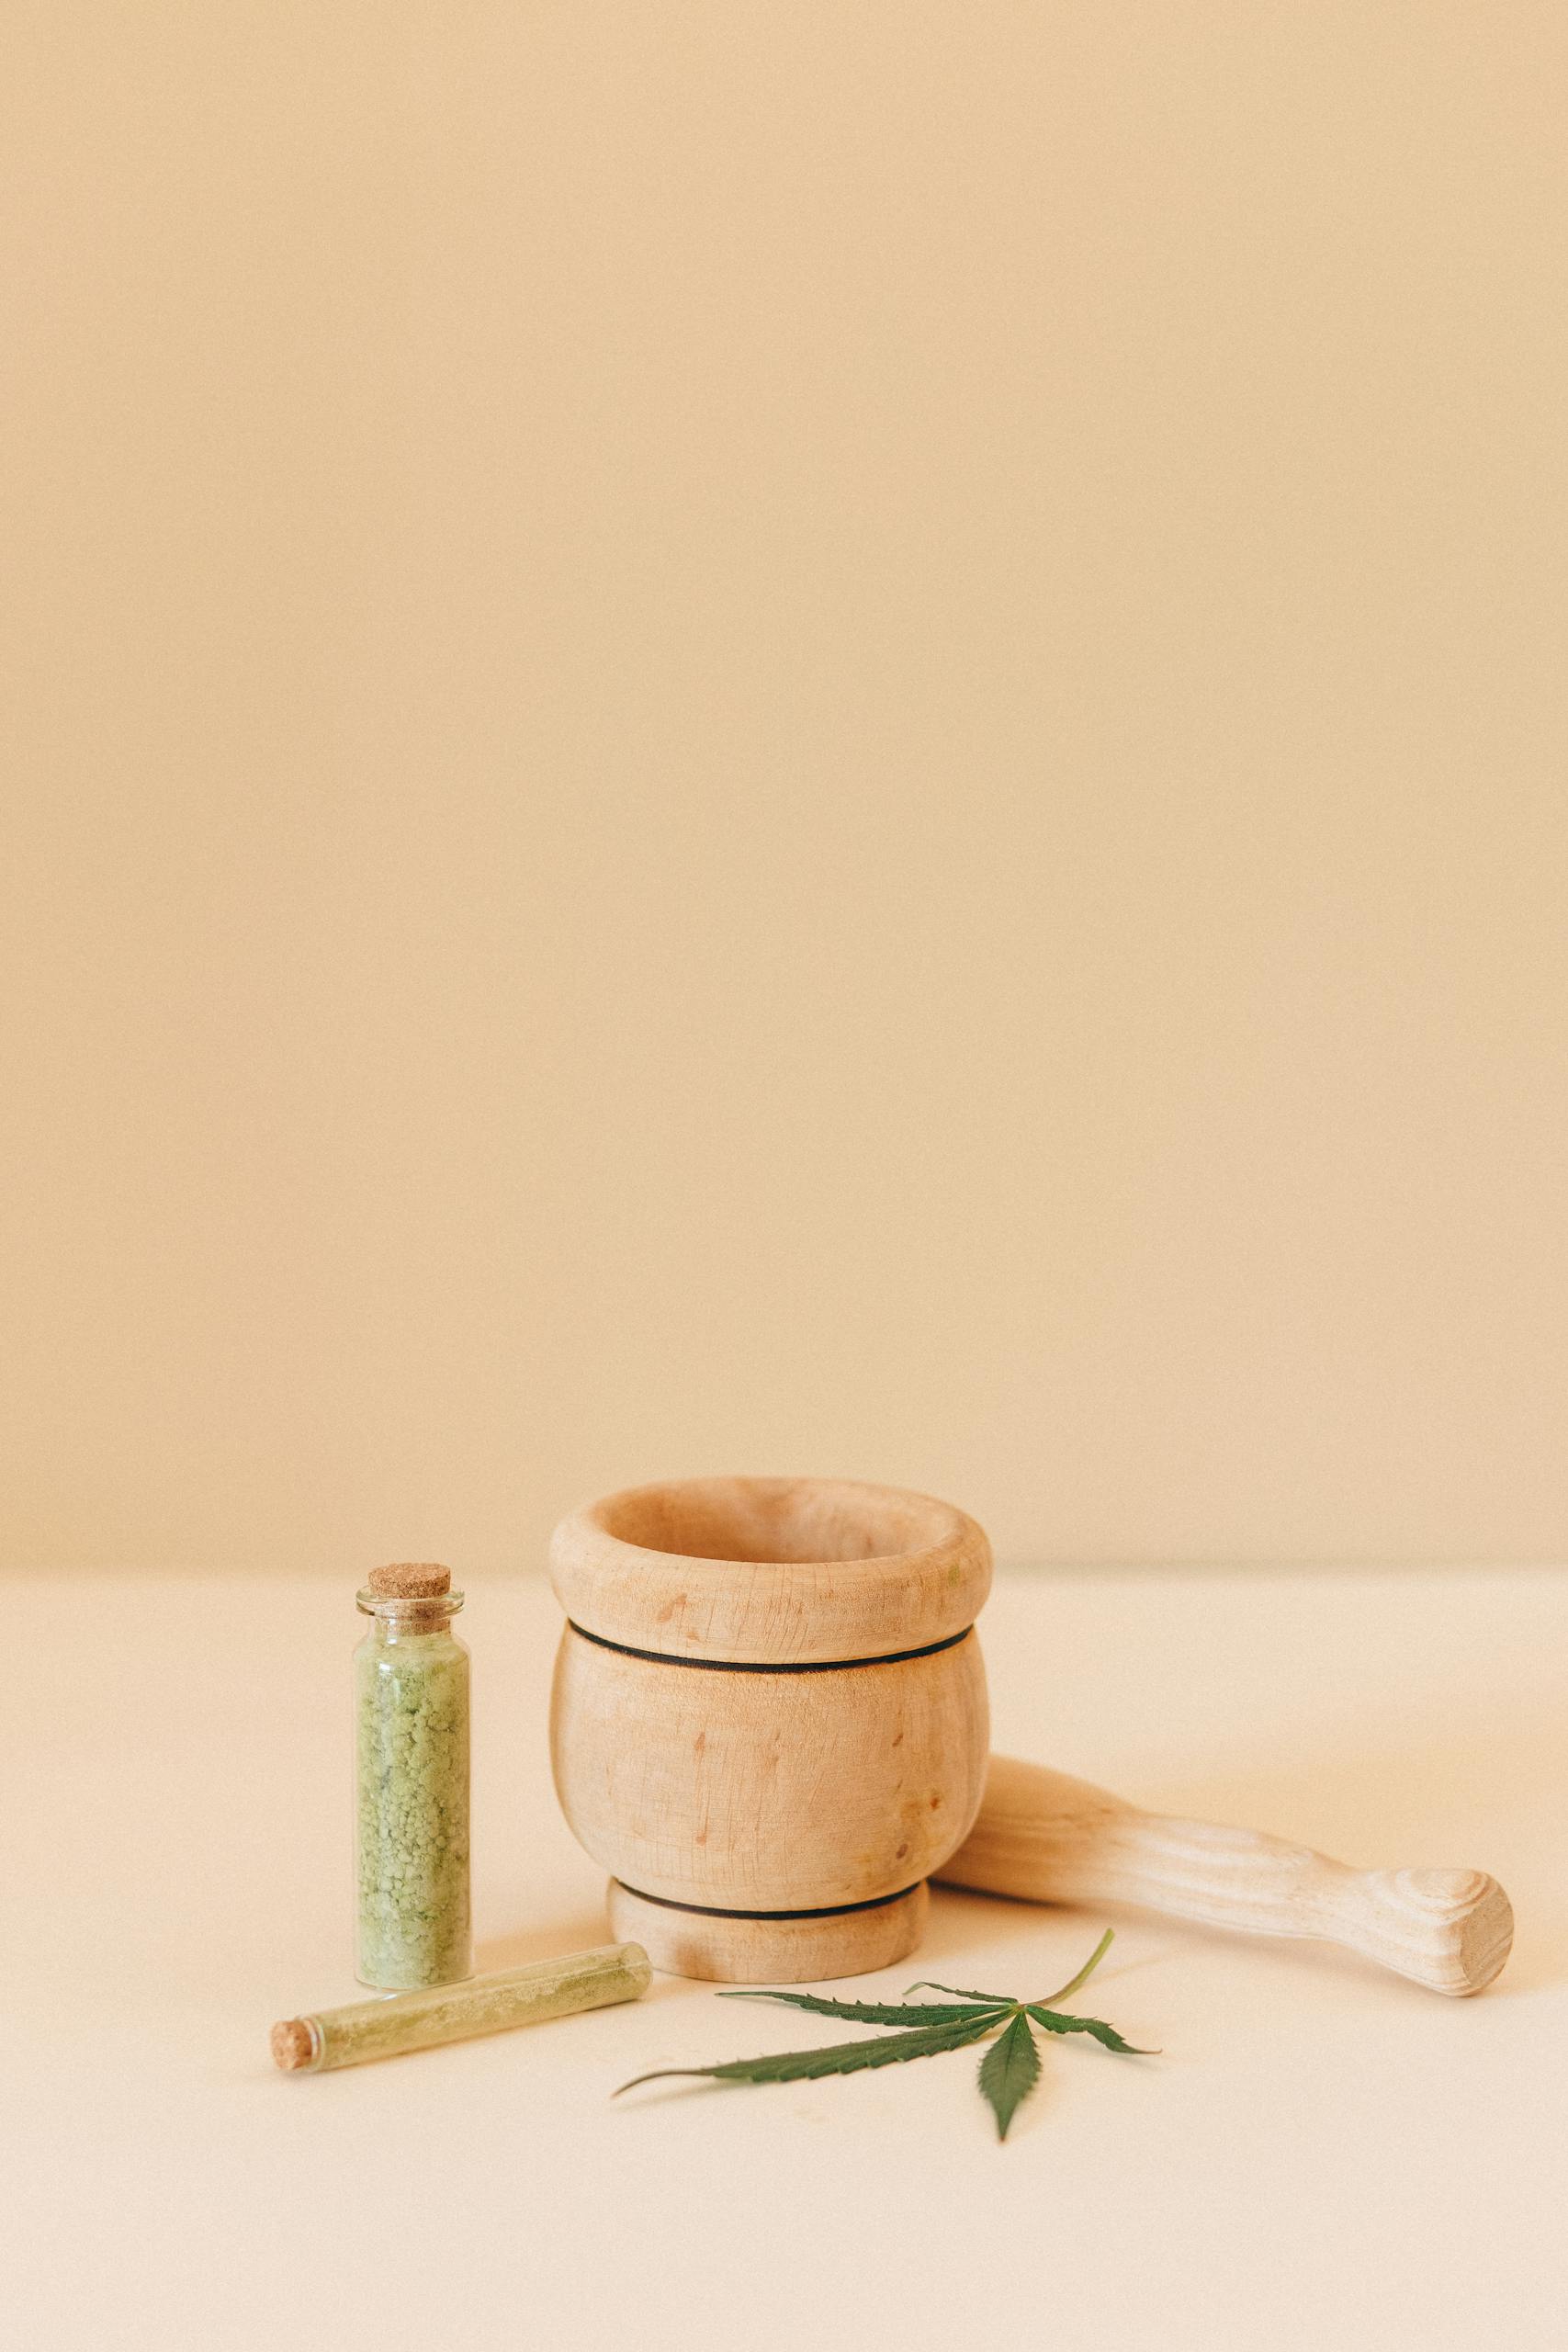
[548,1474,991,1664]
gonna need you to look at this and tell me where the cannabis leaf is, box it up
[977,2011,1042,2141]
[615,2008,999,2094]
[717,1991,1001,2027]
[1026,2005,1147,2055]
[615,1928,1154,2142]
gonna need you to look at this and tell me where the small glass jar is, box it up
[354,1564,472,1990]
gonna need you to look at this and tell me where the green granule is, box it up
[355,1626,471,1989]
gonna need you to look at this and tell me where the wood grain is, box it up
[941,1757,1514,1996]
[549,1481,1514,1993]
[547,1476,993,1979]
[550,1626,988,1911]
[549,1475,991,1664]
[606,1882,929,1984]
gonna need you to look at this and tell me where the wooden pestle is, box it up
[939,1757,1514,1996]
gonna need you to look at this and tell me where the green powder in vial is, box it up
[354,1563,472,1990]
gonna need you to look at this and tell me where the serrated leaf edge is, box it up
[717,1989,1010,2028]
[976,2009,1042,2142]
[615,2009,1001,2098]
[1027,2004,1158,2055]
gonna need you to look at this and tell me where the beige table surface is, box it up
[5,1566,1564,2351]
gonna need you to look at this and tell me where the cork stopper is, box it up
[368,1563,451,1599]
[270,2018,316,2071]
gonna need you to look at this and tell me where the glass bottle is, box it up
[354,1562,472,1990]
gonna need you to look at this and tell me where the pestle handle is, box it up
[938,1756,1514,1996]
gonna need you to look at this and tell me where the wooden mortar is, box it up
[549,1477,1513,1993]
[548,1476,992,1981]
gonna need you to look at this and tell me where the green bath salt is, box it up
[354,1564,472,1990]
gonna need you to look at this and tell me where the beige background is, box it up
[3,5,1565,1574]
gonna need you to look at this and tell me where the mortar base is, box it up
[607,1878,930,1983]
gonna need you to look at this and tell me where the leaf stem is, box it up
[1039,1928,1114,2008]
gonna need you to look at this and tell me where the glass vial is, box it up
[272,1944,652,2072]
[354,1562,472,1989]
